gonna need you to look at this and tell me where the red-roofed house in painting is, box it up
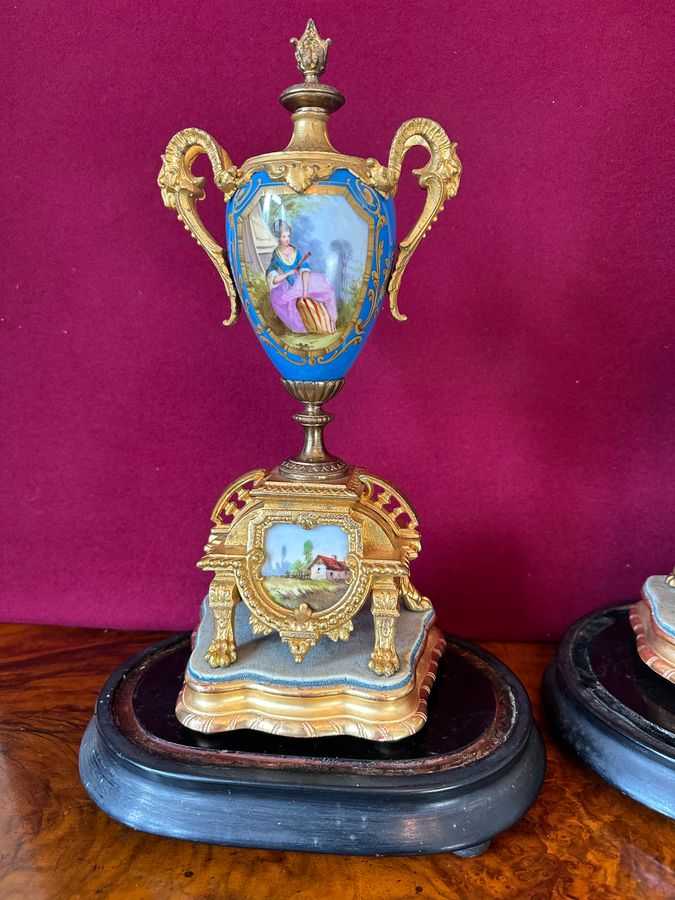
[309,555,350,581]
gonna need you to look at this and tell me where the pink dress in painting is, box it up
[266,247,337,334]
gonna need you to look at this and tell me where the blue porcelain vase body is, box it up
[226,169,396,382]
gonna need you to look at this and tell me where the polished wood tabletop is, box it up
[0,624,673,899]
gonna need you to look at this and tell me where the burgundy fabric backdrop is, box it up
[2,1,673,637]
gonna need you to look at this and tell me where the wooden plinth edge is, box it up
[80,632,546,855]
[544,604,675,821]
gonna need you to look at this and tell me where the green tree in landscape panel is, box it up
[303,541,314,569]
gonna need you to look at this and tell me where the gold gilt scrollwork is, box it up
[366,118,462,322]
[267,161,337,194]
[158,128,250,326]
[210,469,268,527]
[399,574,432,613]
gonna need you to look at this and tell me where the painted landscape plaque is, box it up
[261,523,352,612]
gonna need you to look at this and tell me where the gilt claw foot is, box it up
[368,650,400,677]
[205,639,237,668]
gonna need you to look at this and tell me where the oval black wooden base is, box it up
[544,604,675,820]
[79,633,545,856]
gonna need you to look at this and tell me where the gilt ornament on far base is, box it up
[631,568,675,683]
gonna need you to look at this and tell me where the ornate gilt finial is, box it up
[666,567,675,587]
[290,18,331,83]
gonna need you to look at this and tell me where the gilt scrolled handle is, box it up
[158,128,244,326]
[367,118,461,321]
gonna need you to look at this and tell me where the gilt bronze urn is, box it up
[157,18,462,740]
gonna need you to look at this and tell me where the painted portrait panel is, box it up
[238,187,371,354]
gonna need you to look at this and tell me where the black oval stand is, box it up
[544,604,675,820]
[80,633,545,856]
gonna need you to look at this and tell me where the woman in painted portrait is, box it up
[266,220,337,335]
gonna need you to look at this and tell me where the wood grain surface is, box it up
[0,624,673,899]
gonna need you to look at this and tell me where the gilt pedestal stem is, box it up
[279,379,348,481]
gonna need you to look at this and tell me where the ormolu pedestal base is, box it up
[79,631,545,856]
[178,602,444,741]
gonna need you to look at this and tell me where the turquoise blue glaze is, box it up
[226,169,396,382]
